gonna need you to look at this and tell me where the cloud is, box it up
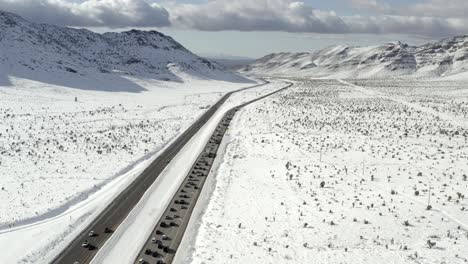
[167,0,468,37]
[0,0,170,27]
[344,15,467,37]
[168,0,348,33]
[0,0,466,38]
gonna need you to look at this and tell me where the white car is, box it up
[82,240,89,248]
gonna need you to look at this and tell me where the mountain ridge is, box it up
[242,35,468,79]
[0,10,249,92]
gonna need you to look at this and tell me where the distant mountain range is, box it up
[206,57,255,70]
[242,36,468,79]
[3,9,466,84]
[0,10,248,91]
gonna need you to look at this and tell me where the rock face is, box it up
[0,10,245,85]
[242,36,468,78]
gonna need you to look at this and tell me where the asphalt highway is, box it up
[50,81,270,264]
[133,81,293,264]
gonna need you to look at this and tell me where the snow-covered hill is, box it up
[0,10,248,90]
[242,36,468,79]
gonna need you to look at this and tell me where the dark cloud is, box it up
[167,0,468,37]
[0,0,170,27]
[0,0,466,38]
[169,1,350,33]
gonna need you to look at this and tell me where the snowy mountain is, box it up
[0,10,248,91]
[242,36,468,78]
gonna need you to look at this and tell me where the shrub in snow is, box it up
[427,240,436,249]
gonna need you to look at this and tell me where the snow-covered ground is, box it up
[183,78,468,264]
[0,74,265,263]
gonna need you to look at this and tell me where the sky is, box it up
[0,0,467,58]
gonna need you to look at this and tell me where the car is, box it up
[138,258,147,264]
[82,240,89,248]
[163,246,170,253]
[104,227,112,233]
[161,235,168,241]
[88,230,96,237]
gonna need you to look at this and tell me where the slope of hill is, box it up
[0,10,249,91]
[242,36,468,79]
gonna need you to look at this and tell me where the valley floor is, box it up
[0,74,260,263]
[183,78,468,264]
